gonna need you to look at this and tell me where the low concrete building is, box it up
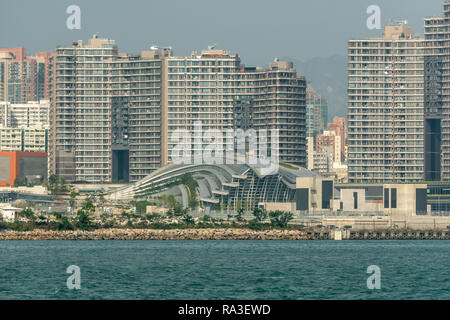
[146,205,170,215]
[333,185,383,212]
[333,183,429,216]
[295,176,334,212]
[0,204,21,221]
[260,175,335,213]
[382,184,428,217]
[0,151,47,186]
[259,202,297,212]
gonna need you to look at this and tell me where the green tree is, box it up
[18,208,35,220]
[167,195,177,208]
[181,213,195,225]
[44,175,69,195]
[189,198,198,209]
[75,199,96,230]
[166,208,175,218]
[120,211,130,221]
[251,207,268,222]
[145,213,160,223]
[69,190,79,209]
[173,203,185,217]
[269,211,294,228]
[136,200,151,214]
[235,207,245,223]
[82,199,95,213]
[14,178,28,187]
[247,219,264,230]
[54,214,73,230]
[200,215,212,224]
[75,208,93,230]
[100,212,115,228]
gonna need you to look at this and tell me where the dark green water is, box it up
[0,240,448,299]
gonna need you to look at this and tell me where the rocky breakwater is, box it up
[0,228,310,240]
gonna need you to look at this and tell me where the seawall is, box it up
[0,228,309,240]
[1,228,449,240]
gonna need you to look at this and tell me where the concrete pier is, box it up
[340,230,450,240]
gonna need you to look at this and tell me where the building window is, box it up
[391,188,397,209]
[384,188,389,208]
[353,192,358,210]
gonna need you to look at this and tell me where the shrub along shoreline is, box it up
[0,200,297,235]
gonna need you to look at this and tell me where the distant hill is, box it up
[284,55,347,122]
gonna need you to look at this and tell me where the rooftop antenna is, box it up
[150,45,172,51]
[208,44,217,50]
[93,32,99,39]
[390,18,408,26]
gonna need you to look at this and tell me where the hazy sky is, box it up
[0,0,446,66]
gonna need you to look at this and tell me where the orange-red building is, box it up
[0,151,47,186]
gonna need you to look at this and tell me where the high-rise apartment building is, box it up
[126,49,168,182]
[50,36,307,183]
[306,84,328,138]
[424,1,450,181]
[35,52,52,102]
[0,127,48,153]
[49,36,165,183]
[348,23,425,183]
[165,52,306,166]
[248,61,307,166]
[0,48,50,104]
[327,117,346,162]
[316,130,341,165]
[0,100,49,153]
[164,49,242,165]
[0,100,49,128]
[49,37,119,183]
